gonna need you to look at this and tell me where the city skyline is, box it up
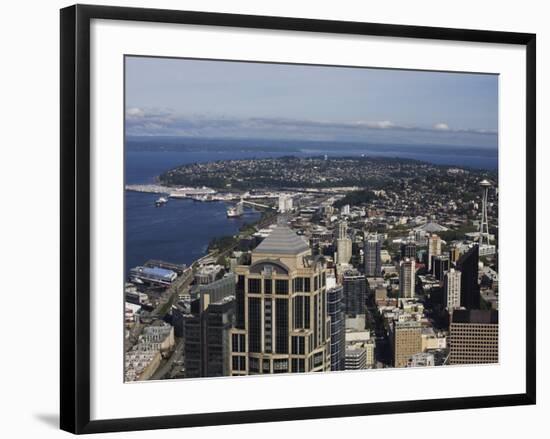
[125,56,498,148]
[125,154,499,380]
[124,56,499,382]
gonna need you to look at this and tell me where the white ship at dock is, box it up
[227,201,244,218]
[155,197,168,207]
[168,186,217,199]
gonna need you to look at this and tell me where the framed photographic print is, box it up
[60,4,536,434]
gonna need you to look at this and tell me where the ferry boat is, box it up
[227,202,244,218]
[155,197,168,207]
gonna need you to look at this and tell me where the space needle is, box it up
[478,179,494,254]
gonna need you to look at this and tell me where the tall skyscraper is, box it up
[184,275,236,378]
[336,220,352,264]
[399,258,416,298]
[327,285,345,371]
[449,309,498,365]
[337,220,347,240]
[392,321,422,368]
[427,234,442,271]
[364,235,382,277]
[432,254,450,282]
[400,241,417,260]
[230,224,331,375]
[415,229,428,246]
[449,245,461,264]
[342,269,367,316]
[443,268,461,312]
[457,245,480,309]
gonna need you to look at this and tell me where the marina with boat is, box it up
[126,184,283,213]
[226,201,244,218]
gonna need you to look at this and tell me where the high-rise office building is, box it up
[415,229,428,246]
[449,246,461,264]
[327,285,345,371]
[449,309,498,365]
[230,224,331,375]
[342,269,367,316]
[432,254,450,282]
[443,268,461,312]
[400,241,417,260]
[427,234,442,271]
[399,258,416,298]
[337,221,347,240]
[197,273,236,299]
[392,321,422,368]
[184,275,236,378]
[364,235,382,277]
[457,244,480,309]
[336,221,352,264]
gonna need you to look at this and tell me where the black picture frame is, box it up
[60,4,536,435]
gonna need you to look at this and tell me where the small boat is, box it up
[155,197,168,207]
[227,202,244,218]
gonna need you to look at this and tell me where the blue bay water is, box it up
[125,145,497,275]
[125,151,278,275]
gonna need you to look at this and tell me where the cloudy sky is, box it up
[125,56,498,148]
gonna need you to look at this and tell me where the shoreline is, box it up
[124,190,266,275]
[126,148,499,173]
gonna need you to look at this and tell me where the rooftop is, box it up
[452,309,498,324]
[253,224,310,255]
[416,222,448,232]
[130,266,176,280]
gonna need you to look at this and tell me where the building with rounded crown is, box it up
[230,224,331,375]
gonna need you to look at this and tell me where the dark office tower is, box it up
[184,275,236,378]
[183,307,201,378]
[449,309,498,365]
[365,236,382,277]
[198,274,236,300]
[432,255,450,282]
[327,285,345,371]
[400,241,417,260]
[230,224,330,375]
[457,245,480,309]
[343,269,367,316]
[399,258,416,299]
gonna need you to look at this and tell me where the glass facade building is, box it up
[327,285,345,371]
[343,270,367,317]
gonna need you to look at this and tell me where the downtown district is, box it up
[124,159,498,381]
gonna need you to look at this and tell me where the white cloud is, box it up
[125,109,496,142]
[126,107,145,118]
[433,122,450,131]
[356,120,395,129]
